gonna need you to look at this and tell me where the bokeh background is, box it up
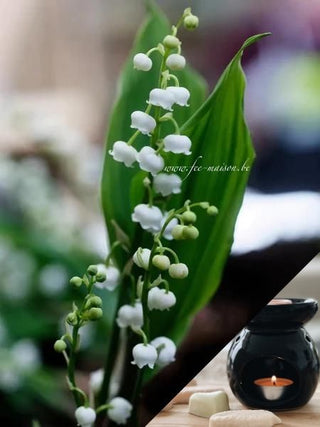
[0,0,320,425]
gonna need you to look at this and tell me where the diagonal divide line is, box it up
[144,242,320,423]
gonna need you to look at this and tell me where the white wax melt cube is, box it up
[188,390,229,418]
[209,409,282,426]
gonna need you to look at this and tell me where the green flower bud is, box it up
[87,265,98,276]
[152,255,171,271]
[163,35,180,49]
[182,225,199,240]
[66,312,78,326]
[96,272,106,282]
[85,296,103,309]
[171,224,186,240]
[54,339,67,352]
[70,276,83,287]
[87,307,103,321]
[184,14,199,30]
[169,263,189,279]
[181,211,197,224]
[199,202,210,209]
[207,206,219,216]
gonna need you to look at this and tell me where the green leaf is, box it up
[149,32,271,342]
[101,4,207,265]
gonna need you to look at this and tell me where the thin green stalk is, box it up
[127,130,140,146]
[68,325,82,406]
[151,48,170,148]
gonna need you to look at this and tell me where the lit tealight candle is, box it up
[268,299,293,306]
[254,375,293,400]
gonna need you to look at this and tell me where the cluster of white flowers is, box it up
[66,9,208,427]
[109,25,192,183]
[108,11,206,387]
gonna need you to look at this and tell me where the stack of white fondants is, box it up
[188,389,281,426]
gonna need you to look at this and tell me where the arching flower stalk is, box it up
[54,7,218,427]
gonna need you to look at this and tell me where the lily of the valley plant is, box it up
[54,2,269,426]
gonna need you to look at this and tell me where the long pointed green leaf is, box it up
[150,33,271,341]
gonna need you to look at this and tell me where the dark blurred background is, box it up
[0,0,320,425]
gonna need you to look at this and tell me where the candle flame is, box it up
[271,375,277,385]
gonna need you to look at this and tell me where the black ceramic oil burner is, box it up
[227,298,320,410]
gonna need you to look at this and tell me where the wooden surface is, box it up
[147,347,320,426]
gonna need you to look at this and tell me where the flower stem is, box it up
[167,73,180,86]
[96,403,111,415]
[161,246,180,263]
[146,46,162,57]
[151,48,170,148]
[67,325,82,407]
[127,130,140,146]
[159,114,180,134]
[135,328,148,345]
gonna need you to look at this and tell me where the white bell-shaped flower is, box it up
[147,88,175,111]
[163,134,192,155]
[131,343,158,369]
[107,397,133,425]
[95,265,120,291]
[137,146,164,175]
[161,215,178,240]
[168,263,189,279]
[151,336,177,367]
[133,247,151,270]
[166,86,190,106]
[133,53,152,71]
[148,287,176,311]
[89,369,104,394]
[153,173,182,196]
[132,203,163,232]
[131,111,156,135]
[166,54,186,70]
[109,141,137,167]
[75,406,96,427]
[116,302,143,329]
